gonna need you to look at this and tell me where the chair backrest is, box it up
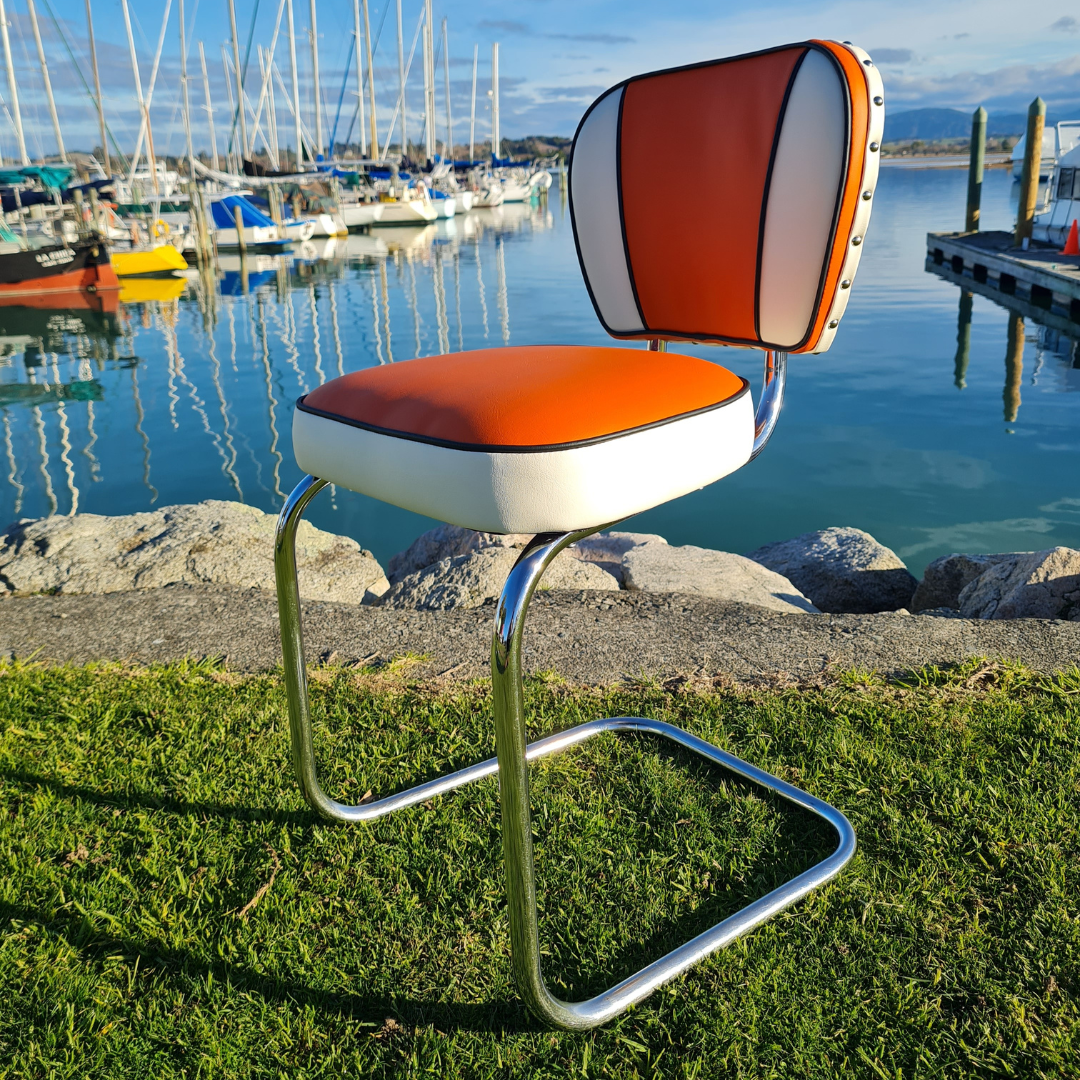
[568,41,884,354]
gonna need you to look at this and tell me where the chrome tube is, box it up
[490,532,854,1028]
[750,349,787,461]
[277,481,856,1030]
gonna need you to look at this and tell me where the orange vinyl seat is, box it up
[293,345,752,533]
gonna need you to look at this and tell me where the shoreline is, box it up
[3,583,1079,686]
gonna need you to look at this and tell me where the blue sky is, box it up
[5,0,1080,159]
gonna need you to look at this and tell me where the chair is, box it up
[275,39,884,1030]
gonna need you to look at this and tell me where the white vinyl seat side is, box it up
[758,49,846,348]
[569,87,645,334]
[292,393,754,534]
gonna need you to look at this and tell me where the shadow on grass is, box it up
[530,736,840,1001]
[3,739,844,1031]
[0,768,313,826]
[0,898,541,1035]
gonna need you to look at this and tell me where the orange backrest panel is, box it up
[300,346,747,448]
[619,48,804,341]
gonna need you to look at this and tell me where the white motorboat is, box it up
[1012,121,1080,180]
[1032,143,1080,246]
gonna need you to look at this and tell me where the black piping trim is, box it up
[615,86,647,329]
[295,378,751,455]
[753,48,809,343]
[568,40,861,352]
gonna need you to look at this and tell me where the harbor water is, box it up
[0,166,1077,577]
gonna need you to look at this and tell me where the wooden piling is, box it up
[965,107,986,232]
[1003,312,1024,422]
[233,204,247,257]
[954,290,973,388]
[1015,97,1045,246]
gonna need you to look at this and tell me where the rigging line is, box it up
[39,0,129,168]
[343,1,390,150]
[226,0,261,155]
[328,34,354,152]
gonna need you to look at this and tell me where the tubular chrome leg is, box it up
[490,531,856,1030]
[276,478,856,1028]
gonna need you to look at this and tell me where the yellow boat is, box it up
[112,244,188,277]
[118,276,187,304]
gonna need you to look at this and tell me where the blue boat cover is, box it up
[211,195,276,230]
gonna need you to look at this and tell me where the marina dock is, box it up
[926,229,1080,325]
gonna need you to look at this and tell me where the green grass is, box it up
[0,658,1078,1078]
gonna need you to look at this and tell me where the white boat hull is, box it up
[341,202,386,228]
[214,224,288,248]
[282,220,317,242]
[372,199,439,225]
[432,197,457,219]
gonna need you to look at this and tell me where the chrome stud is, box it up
[862,190,873,201]
[873,95,883,106]
[852,236,863,246]
[828,319,839,329]
[840,279,851,289]
[869,141,880,152]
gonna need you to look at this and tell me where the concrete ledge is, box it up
[2,584,1079,686]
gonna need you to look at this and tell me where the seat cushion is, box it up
[293,345,754,534]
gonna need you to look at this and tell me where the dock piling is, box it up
[965,107,986,232]
[1015,97,1045,247]
[233,204,247,258]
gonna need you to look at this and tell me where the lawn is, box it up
[0,658,1077,1078]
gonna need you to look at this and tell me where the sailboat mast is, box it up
[396,0,405,156]
[199,41,219,171]
[287,0,303,167]
[424,0,435,160]
[308,0,321,157]
[0,0,29,165]
[441,17,452,160]
[178,0,194,178]
[27,0,66,162]
[469,43,477,160]
[491,42,499,161]
[221,45,237,171]
[361,0,377,159]
[85,0,110,173]
[120,0,157,191]
[228,0,248,162]
[352,0,366,156]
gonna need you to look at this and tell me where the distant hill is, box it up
[884,107,1080,142]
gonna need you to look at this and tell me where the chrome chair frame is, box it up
[273,349,855,1030]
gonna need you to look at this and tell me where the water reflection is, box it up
[929,244,1080,423]
[0,198,554,541]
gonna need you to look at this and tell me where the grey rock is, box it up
[381,546,620,610]
[622,543,818,614]
[747,527,916,614]
[0,500,389,604]
[911,552,1023,612]
[958,547,1080,620]
[387,524,529,583]
[568,531,667,585]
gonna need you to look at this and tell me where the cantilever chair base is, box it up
[275,473,857,1031]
